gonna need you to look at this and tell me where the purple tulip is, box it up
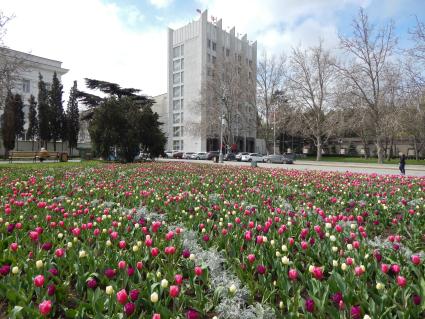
[351,305,361,319]
[305,298,315,313]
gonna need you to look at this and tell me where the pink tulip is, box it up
[169,285,180,298]
[411,255,421,265]
[247,254,256,264]
[194,266,203,277]
[396,276,407,287]
[38,300,52,316]
[34,275,45,287]
[288,268,298,281]
[117,289,128,305]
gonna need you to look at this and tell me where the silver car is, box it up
[235,152,249,161]
[183,152,195,159]
[190,152,207,160]
[241,153,265,162]
[263,154,294,164]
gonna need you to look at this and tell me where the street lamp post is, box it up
[273,108,276,155]
[219,95,225,163]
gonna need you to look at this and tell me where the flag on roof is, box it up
[196,9,202,14]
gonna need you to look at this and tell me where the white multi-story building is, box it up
[0,48,68,134]
[166,10,257,152]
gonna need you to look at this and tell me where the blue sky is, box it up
[2,0,425,99]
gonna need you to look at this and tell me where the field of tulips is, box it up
[0,162,424,318]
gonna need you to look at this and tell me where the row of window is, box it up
[207,39,253,67]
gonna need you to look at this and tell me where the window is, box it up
[173,46,180,58]
[173,60,181,72]
[180,71,184,83]
[180,45,184,56]
[173,73,181,84]
[249,71,252,80]
[173,86,180,98]
[181,99,184,110]
[212,42,216,51]
[238,55,241,62]
[181,58,184,69]
[173,99,181,111]
[207,54,211,62]
[207,39,211,49]
[207,67,212,76]
[226,48,230,57]
[181,85,184,96]
[173,140,183,150]
[173,126,183,137]
[181,112,184,122]
[249,60,253,68]
[22,79,30,93]
[212,56,216,64]
[173,113,181,124]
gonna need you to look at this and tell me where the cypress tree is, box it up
[27,95,38,150]
[1,91,16,157]
[66,81,79,155]
[49,72,64,151]
[37,73,50,147]
[14,94,25,138]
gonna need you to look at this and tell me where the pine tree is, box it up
[37,73,50,147]
[1,91,16,157]
[49,72,64,151]
[27,95,38,150]
[66,81,79,155]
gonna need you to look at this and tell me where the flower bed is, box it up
[0,163,424,318]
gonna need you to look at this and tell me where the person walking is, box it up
[399,152,406,175]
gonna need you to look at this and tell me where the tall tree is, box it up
[286,42,338,161]
[1,90,15,156]
[66,81,79,155]
[14,93,24,138]
[257,52,285,153]
[37,73,50,147]
[49,72,64,151]
[78,78,166,162]
[337,8,397,163]
[27,94,38,150]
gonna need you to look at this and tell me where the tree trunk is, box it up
[316,136,322,161]
[53,140,57,151]
[413,138,418,161]
[376,138,384,164]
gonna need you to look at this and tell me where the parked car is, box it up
[190,152,207,160]
[224,153,236,161]
[241,153,265,162]
[134,152,152,162]
[207,151,219,160]
[183,152,195,159]
[164,151,173,158]
[235,152,249,161]
[263,154,294,164]
[172,151,184,159]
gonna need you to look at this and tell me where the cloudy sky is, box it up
[2,0,425,101]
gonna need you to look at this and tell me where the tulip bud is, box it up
[106,286,114,295]
[150,292,159,303]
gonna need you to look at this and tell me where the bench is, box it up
[8,151,61,163]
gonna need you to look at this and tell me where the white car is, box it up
[183,152,195,159]
[190,152,207,160]
[241,153,265,162]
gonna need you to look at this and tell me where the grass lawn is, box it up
[0,160,102,170]
[299,156,425,165]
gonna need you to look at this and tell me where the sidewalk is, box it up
[296,160,425,171]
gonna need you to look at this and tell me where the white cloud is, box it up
[196,0,369,55]
[2,0,167,105]
[149,0,174,9]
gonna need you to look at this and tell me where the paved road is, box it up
[158,158,425,177]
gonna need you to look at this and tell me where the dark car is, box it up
[224,153,236,161]
[207,151,219,160]
[172,151,184,159]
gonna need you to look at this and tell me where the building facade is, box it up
[166,10,257,152]
[0,48,68,134]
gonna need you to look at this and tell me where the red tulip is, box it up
[175,274,183,285]
[411,255,421,265]
[55,248,65,258]
[247,254,256,264]
[312,266,323,280]
[194,266,203,277]
[118,260,126,269]
[151,247,159,257]
[381,264,389,274]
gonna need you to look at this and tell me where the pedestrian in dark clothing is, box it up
[399,153,406,175]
